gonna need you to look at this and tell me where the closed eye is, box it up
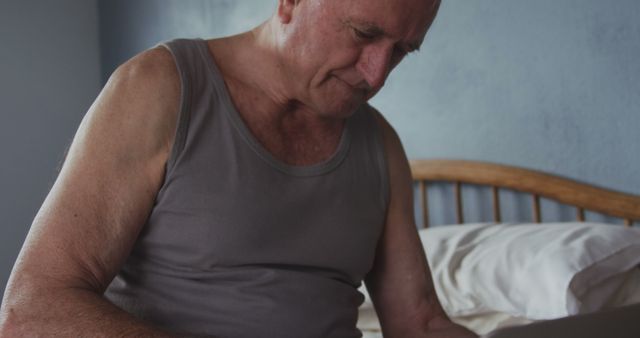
[391,46,408,64]
[353,28,378,41]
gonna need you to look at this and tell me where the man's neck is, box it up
[208,22,344,136]
[205,26,346,165]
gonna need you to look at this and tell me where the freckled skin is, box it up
[277,0,439,118]
[207,0,441,165]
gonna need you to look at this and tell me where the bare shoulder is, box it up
[105,46,180,140]
[365,104,403,149]
[365,104,407,169]
[84,46,181,166]
[364,104,414,219]
[108,45,180,101]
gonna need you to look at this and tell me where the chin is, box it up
[314,91,367,119]
[316,98,364,119]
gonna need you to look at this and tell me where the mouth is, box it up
[333,75,370,98]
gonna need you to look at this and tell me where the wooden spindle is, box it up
[577,208,585,222]
[492,186,501,223]
[455,181,464,224]
[532,194,541,223]
[419,181,429,228]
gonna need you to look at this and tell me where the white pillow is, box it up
[419,222,640,320]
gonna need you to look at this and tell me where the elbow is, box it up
[0,305,23,338]
[1,296,52,337]
[0,280,52,337]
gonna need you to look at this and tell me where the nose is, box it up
[356,44,393,91]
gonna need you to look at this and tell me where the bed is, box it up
[358,159,640,337]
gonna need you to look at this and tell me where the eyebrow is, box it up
[345,19,422,53]
[407,42,421,53]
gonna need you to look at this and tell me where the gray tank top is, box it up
[105,38,389,338]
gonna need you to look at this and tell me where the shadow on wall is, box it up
[98,0,274,83]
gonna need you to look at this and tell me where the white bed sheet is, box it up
[419,222,640,319]
[453,267,640,335]
[359,266,640,336]
[356,221,640,336]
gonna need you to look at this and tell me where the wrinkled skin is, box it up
[274,0,440,118]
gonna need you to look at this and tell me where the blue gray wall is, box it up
[382,0,640,225]
[98,0,274,83]
[0,1,101,297]
[97,0,640,225]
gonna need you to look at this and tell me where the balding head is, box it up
[259,0,441,118]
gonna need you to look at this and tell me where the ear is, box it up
[277,0,298,24]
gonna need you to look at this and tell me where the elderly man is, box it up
[1,0,476,337]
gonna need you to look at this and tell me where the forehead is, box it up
[325,0,439,41]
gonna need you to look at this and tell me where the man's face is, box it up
[279,0,440,118]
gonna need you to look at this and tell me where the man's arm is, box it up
[0,47,182,337]
[366,109,477,338]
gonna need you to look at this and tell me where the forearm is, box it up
[375,299,447,337]
[1,286,176,338]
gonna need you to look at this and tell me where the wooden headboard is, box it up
[409,159,640,228]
